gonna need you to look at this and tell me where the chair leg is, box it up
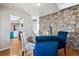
[33,50,35,56]
[64,47,66,56]
[56,50,58,56]
[22,51,24,56]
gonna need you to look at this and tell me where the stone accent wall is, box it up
[39,4,79,50]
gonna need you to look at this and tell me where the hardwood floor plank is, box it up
[0,49,10,56]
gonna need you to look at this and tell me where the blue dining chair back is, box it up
[10,32,14,39]
[34,36,58,56]
[57,31,68,40]
[57,31,68,55]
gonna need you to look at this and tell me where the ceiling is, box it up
[0,3,79,17]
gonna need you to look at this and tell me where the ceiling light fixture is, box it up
[36,3,40,6]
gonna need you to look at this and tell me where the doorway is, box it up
[9,15,24,56]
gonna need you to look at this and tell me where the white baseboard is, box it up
[0,47,10,51]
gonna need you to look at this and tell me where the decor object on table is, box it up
[48,21,52,35]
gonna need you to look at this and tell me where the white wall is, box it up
[0,5,32,50]
[32,20,37,35]
[24,14,32,38]
[32,16,39,36]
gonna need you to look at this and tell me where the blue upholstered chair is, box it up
[57,31,68,55]
[10,32,14,39]
[34,36,58,56]
[34,31,68,56]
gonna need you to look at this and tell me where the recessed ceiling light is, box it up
[36,3,40,6]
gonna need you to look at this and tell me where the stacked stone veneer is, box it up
[39,4,79,50]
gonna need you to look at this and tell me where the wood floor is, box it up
[0,49,10,56]
[58,48,79,56]
[0,38,79,56]
[10,38,22,56]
